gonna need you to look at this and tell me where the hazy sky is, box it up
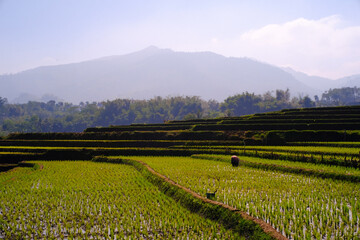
[1,0,360,79]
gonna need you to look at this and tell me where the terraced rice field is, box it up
[1,106,360,239]
[118,156,360,239]
[0,161,240,239]
[192,154,360,179]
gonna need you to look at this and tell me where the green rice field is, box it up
[1,105,360,239]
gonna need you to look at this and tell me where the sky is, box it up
[1,0,360,79]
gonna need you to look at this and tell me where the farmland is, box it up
[115,156,359,239]
[0,161,242,239]
[0,105,360,239]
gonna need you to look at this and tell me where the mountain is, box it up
[283,68,360,94]
[0,46,328,103]
[337,74,360,88]
[282,67,337,93]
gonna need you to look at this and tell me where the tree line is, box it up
[0,87,359,135]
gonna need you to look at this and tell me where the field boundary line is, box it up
[1,162,41,184]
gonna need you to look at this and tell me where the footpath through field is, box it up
[117,156,360,239]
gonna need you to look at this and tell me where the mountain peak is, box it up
[139,46,172,54]
[90,46,171,63]
[142,45,161,51]
[124,46,173,59]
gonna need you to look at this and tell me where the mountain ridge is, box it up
[0,47,358,103]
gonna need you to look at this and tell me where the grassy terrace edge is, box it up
[191,154,360,183]
[171,146,360,169]
[0,161,40,173]
[92,156,286,240]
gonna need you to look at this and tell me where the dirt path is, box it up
[133,159,288,240]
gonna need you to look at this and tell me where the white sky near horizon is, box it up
[1,0,360,79]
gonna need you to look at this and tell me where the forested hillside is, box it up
[0,87,359,135]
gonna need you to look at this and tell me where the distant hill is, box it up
[282,67,337,93]
[0,46,357,103]
[283,68,360,94]
[337,74,360,88]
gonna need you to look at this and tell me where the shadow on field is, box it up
[0,164,18,172]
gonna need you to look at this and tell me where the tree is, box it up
[276,89,290,102]
[221,92,261,116]
[0,97,7,107]
[321,87,360,106]
[299,96,315,108]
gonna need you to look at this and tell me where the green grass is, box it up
[117,156,360,240]
[289,142,360,148]
[0,161,242,239]
[192,154,360,178]
[0,152,38,155]
[244,145,360,155]
[171,145,360,155]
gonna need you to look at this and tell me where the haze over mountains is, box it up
[1,46,359,103]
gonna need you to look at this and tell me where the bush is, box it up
[264,132,286,145]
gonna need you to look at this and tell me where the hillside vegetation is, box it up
[1,86,359,136]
